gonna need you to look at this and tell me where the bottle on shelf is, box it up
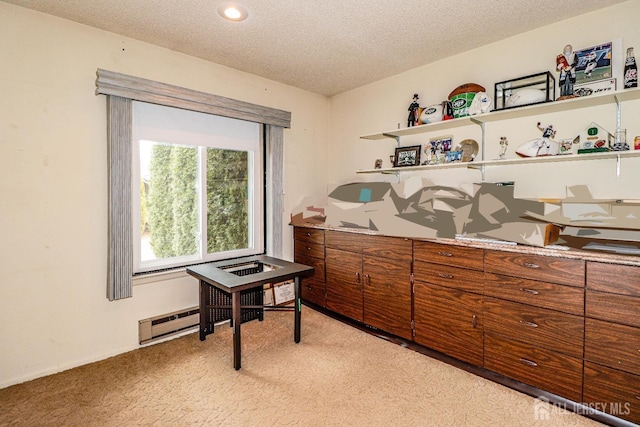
[624,47,638,89]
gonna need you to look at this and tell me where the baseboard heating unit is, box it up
[139,306,199,344]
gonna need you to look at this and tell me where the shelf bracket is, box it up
[382,133,401,146]
[615,93,622,135]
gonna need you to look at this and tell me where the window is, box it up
[132,101,263,273]
[97,68,289,300]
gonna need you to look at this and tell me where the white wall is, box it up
[329,1,640,200]
[0,3,329,387]
[2,0,640,388]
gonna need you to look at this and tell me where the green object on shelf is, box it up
[577,148,610,154]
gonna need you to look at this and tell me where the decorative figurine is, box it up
[407,94,421,127]
[389,155,395,167]
[556,44,577,98]
[423,145,433,165]
[374,159,383,169]
[499,137,508,159]
[515,122,560,157]
[442,100,454,121]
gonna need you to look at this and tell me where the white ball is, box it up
[505,88,546,108]
[419,104,443,124]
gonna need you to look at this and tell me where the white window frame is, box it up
[131,138,264,274]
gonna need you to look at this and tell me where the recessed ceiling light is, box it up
[217,3,249,22]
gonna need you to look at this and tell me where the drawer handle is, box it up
[472,314,477,328]
[523,262,540,269]
[306,232,311,236]
[355,272,361,284]
[519,358,538,367]
[438,273,454,279]
[438,251,453,257]
[519,320,539,328]
[519,288,540,295]
[364,274,371,285]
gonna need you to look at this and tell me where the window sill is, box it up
[132,268,189,286]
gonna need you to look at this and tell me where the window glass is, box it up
[133,101,263,273]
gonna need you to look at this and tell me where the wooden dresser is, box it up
[293,225,640,425]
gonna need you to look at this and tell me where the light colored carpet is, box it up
[0,308,602,426]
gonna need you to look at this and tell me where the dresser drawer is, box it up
[414,241,483,271]
[484,250,584,287]
[294,241,324,260]
[585,318,640,375]
[413,261,484,294]
[293,253,325,284]
[484,273,584,316]
[294,227,325,245]
[584,362,640,424]
[587,262,640,296]
[364,235,412,262]
[586,290,640,327]
[485,333,583,402]
[483,297,584,358]
[325,231,412,262]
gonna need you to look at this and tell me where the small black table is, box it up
[186,255,314,370]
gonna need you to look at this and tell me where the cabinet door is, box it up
[414,282,483,366]
[325,247,363,322]
[362,256,412,340]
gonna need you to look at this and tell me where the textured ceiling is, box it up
[3,0,626,96]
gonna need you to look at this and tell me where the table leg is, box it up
[294,276,301,343]
[232,291,242,370]
[199,281,207,341]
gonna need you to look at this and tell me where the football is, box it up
[448,83,485,99]
[419,104,443,124]
[505,88,546,108]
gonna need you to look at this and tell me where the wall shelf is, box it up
[358,87,640,177]
[361,87,640,142]
[357,150,640,174]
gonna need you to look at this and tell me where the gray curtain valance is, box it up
[96,69,291,128]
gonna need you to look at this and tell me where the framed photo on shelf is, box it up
[393,145,421,167]
[574,42,613,85]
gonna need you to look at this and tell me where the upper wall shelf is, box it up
[361,87,640,142]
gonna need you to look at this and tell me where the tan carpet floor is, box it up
[0,308,603,426]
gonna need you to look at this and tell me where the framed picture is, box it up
[394,145,421,167]
[574,42,613,85]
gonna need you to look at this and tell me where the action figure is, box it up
[407,94,420,127]
[535,122,556,155]
[499,137,508,159]
[556,44,577,97]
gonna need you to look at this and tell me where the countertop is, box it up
[292,222,640,267]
